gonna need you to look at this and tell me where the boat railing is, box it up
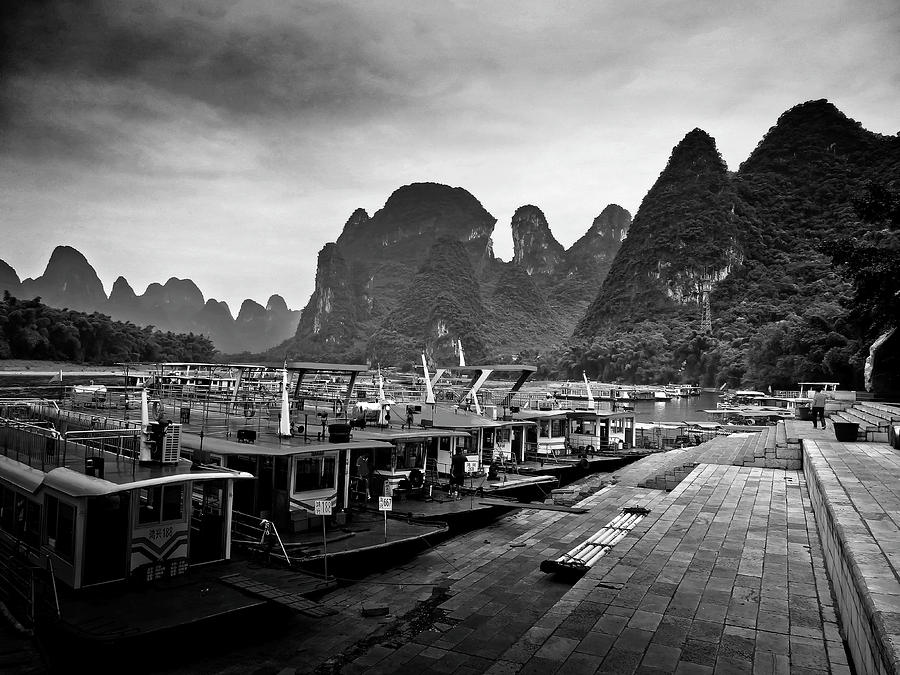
[230,511,294,566]
[0,535,61,628]
[0,416,142,472]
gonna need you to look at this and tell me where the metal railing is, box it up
[0,537,60,629]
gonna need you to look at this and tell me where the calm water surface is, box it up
[0,373,723,424]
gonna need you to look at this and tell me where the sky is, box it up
[1,1,898,316]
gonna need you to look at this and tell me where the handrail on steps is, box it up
[259,519,292,566]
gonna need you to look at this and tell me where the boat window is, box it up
[23,498,41,548]
[274,457,289,490]
[399,441,425,469]
[551,419,565,437]
[45,495,75,563]
[0,486,13,531]
[138,485,184,524]
[294,456,337,492]
[138,487,162,524]
[373,446,393,470]
[162,485,184,521]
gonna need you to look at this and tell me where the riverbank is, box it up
[0,360,126,376]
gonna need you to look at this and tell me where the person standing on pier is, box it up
[450,447,466,500]
[811,387,828,429]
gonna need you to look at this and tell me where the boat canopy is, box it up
[179,432,392,457]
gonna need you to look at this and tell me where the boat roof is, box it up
[179,432,393,457]
[429,364,538,373]
[0,451,252,498]
[700,409,782,417]
[634,421,686,430]
[283,362,369,373]
[424,405,503,429]
[510,409,571,420]
[567,409,635,420]
[683,421,724,430]
[352,427,473,442]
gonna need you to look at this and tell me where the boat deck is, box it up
[48,557,335,643]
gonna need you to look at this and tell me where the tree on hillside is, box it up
[823,181,900,392]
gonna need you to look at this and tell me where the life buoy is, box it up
[335,399,344,415]
[579,457,589,469]
[745,418,755,425]
[244,403,255,418]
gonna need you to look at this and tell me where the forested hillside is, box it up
[567,100,900,391]
[0,293,217,363]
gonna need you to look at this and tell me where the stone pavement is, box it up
[803,438,900,675]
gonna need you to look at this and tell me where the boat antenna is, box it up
[582,372,595,409]
[421,353,435,405]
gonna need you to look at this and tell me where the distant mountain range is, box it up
[269,98,897,391]
[4,99,896,391]
[0,247,299,354]
[278,183,629,366]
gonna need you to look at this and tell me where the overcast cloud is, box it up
[1,0,898,314]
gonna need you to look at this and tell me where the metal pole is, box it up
[384,509,387,543]
[322,516,328,581]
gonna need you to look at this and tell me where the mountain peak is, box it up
[511,205,565,275]
[0,259,21,294]
[266,294,288,312]
[740,99,877,174]
[18,244,106,312]
[334,181,496,268]
[662,128,727,177]
[45,245,91,270]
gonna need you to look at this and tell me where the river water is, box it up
[626,391,722,423]
[0,373,723,424]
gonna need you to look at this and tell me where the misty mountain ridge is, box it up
[0,246,299,354]
[570,99,899,389]
[4,98,895,392]
[278,181,630,366]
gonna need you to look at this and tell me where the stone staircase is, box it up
[829,401,899,443]
[629,423,802,492]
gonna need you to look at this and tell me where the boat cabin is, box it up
[566,409,635,453]
[509,408,570,458]
[633,422,697,450]
[351,426,473,498]
[0,412,251,592]
[797,382,840,399]
[180,429,392,534]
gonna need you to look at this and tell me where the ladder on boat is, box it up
[425,457,440,485]
[497,452,518,475]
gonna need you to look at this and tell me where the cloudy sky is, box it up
[2,1,898,315]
